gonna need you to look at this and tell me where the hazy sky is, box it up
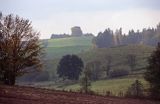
[1,0,160,39]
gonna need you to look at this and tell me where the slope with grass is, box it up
[18,36,93,82]
[46,44,154,79]
[64,76,148,96]
[45,36,93,59]
[18,38,156,97]
[80,44,154,67]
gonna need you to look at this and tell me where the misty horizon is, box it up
[1,0,160,39]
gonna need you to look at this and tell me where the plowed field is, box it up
[0,85,159,104]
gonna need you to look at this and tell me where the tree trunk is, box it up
[4,71,16,85]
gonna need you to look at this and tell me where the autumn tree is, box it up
[57,54,83,80]
[0,13,43,85]
[144,43,160,98]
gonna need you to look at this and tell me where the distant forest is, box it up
[93,23,160,48]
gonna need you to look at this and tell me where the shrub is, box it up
[125,80,144,98]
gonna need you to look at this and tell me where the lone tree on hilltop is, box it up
[144,43,160,98]
[0,13,43,85]
[57,54,84,80]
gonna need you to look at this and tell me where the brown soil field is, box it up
[0,85,159,104]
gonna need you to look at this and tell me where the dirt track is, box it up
[0,85,159,104]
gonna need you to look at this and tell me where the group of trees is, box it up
[0,13,43,85]
[93,24,160,48]
[92,28,114,48]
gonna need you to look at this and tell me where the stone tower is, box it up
[71,26,83,36]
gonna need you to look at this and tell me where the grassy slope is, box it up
[43,36,93,79]
[45,36,93,59]
[18,36,93,82]
[64,76,148,95]
[43,44,154,95]
[45,43,155,79]
[79,44,154,71]
[24,37,155,95]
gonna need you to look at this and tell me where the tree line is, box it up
[93,24,160,48]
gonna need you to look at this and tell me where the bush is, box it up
[125,80,144,98]
[109,66,130,78]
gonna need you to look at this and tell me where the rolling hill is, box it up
[18,36,94,82]
[18,36,156,97]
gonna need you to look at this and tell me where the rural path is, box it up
[0,85,159,104]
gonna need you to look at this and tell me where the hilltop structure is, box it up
[50,26,94,39]
[71,26,83,37]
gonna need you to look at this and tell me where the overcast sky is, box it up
[1,0,160,39]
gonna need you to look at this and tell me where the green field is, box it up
[47,36,93,47]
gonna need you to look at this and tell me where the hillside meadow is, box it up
[19,36,155,96]
[44,42,155,80]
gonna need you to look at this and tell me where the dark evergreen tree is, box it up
[57,54,84,80]
[92,28,114,48]
[144,43,160,98]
